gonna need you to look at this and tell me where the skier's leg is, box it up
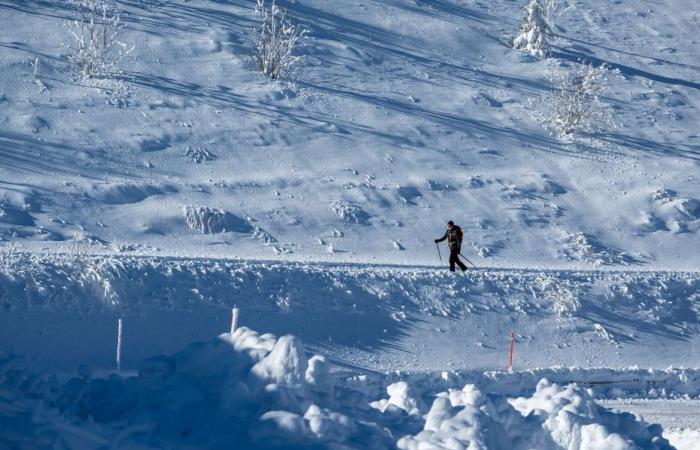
[449,250,457,272]
[457,256,467,272]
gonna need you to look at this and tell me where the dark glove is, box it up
[434,239,439,243]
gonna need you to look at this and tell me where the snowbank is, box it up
[0,324,679,449]
[356,366,700,403]
[665,429,700,450]
[398,379,672,450]
[1,255,699,372]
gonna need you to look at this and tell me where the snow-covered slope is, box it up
[1,1,699,447]
[1,0,699,268]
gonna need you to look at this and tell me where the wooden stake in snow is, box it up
[508,331,515,371]
[230,307,240,334]
[116,318,123,373]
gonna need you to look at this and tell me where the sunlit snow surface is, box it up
[0,0,698,267]
[1,0,700,448]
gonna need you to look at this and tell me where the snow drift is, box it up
[1,254,700,373]
[398,379,673,450]
[0,323,676,449]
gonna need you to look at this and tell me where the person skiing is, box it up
[435,220,468,272]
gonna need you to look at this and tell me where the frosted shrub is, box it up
[535,274,580,318]
[183,206,252,234]
[67,0,131,79]
[255,0,304,80]
[536,63,618,138]
[0,237,29,274]
[513,0,556,57]
[184,206,230,234]
[79,256,125,306]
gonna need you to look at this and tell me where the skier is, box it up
[435,220,468,272]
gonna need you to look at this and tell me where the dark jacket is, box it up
[436,225,463,251]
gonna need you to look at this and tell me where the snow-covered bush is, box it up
[0,235,29,274]
[255,0,304,80]
[513,0,556,57]
[183,206,253,234]
[535,274,580,318]
[332,201,371,225]
[536,63,619,138]
[370,381,423,416]
[78,256,126,306]
[66,0,131,79]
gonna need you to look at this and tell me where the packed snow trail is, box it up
[1,254,698,373]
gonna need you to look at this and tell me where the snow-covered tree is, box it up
[535,63,619,138]
[255,0,304,80]
[513,0,554,57]
[67,0,131,79]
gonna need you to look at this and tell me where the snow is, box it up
[370,381,424,416]
[1,0,699,447]
[602,400,700,450]
[400,379,673,450]
[2,255,700,373]
[665,429,700,450]
[0,0,698,268]
[0,323,681,449]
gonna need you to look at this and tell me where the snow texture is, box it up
[1,255,700,373]
[0,324,678,450]
[513,0,552,57]
[1,0,698,267]
[399,379,673,450]
[183,206,252,234]
[0,0,699,447]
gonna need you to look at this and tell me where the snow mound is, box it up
[648,188,700,234]
[665,429,700,450]
[0,325,391,449]
[371,381,423,416]
[332,201,371,225]
[399,379,673,450]
[87,182,178,205]
[0,323,683,449]
[559,231,644,266]
[183,206,253,234]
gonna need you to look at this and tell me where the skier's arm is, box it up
[435,231,448,243]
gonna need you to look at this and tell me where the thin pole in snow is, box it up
[230,307,239,334]
[436,243,442,262]
[116,318,123,373]
[458,252,477,268]
[508,331,515,372]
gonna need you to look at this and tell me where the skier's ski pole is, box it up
[459,253,476,268]
[436,243,442,262]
